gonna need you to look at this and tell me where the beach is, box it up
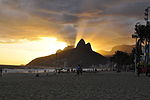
[0,72,150,100]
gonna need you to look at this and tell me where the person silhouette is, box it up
[76,65,83,75]
[0,68,3,77]
[76,65,80,75]
[79,65,83,75]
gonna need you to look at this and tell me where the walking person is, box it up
[76,64,83,76]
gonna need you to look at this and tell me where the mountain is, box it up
[27,39,107,67]
[98,45,135,56]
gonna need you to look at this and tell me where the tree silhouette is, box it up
[132,7,150,75]
[111,51,133,71]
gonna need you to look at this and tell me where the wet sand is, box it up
[0,72,150,100]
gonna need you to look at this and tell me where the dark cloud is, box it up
[0,0,149,50]
[104,1,150,17]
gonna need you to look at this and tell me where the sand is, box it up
[0,72,150,100]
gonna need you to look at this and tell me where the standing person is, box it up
[76,65,80,75]
[79,65,83,75]
[35,69,39,77]
[0,68,3,77]
[137,65,141,77]
[76,64,83,75]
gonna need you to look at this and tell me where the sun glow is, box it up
[0,37,67,65]
[38,37,67,54]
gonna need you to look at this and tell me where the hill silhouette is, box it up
[98,45,135,56]
[27,39,107,67]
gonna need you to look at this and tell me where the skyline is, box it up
[0,0,149,65]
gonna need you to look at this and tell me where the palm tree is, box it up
[132,7,150,75]
[133,23,145,64]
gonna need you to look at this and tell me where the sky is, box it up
[0,0,150,65]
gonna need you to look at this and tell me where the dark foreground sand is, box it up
[0,72,150,100]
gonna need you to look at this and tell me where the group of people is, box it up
[136,65,150,77]
[54,64,83,75]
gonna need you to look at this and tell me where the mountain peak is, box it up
[86,43,92,51]
[27,38,107,67]
[76,39,93,51]
[76,39,85,48]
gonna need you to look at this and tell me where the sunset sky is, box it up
[0,0,149,65]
